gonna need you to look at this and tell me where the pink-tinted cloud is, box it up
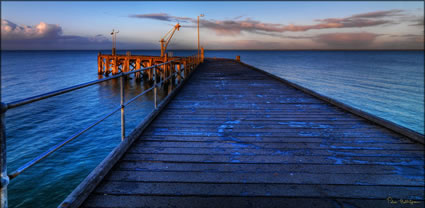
[1,19,63,40]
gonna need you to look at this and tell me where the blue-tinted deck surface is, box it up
[83,59,424,207]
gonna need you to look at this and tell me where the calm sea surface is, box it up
[1,50,424,207]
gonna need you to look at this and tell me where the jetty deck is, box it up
[72,59,423,207]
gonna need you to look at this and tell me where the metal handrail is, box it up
[0,54,201,207]
[3,59,179,111]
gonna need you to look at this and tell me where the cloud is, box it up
[129,13,192,23]
[314,32,379,48]
[409,17,424,26]
[1,19,63,40]
[130,10,403,36]
[1,19,112,50]
[388,34,424,45]
[204,39,319,50]
[350,9,403,18]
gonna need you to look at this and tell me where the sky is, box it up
[1,1,424,50]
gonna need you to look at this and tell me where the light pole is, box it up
[197,14,204,62]
[111,29,119,55]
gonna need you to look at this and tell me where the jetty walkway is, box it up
[61,59,424,207]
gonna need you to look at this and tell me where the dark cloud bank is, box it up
[130,9,424,50]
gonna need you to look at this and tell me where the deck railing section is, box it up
[0,54,202,208]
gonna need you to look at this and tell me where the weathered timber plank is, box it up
[127,146,425,158]
[121,153,424,166]
[138,136,414,144]
[105,170,424,186]
[94,182,424,199]
[116,161,424,176]
[133,141,424,150]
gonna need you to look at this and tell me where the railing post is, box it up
[1,102,8,208]
[120,76,125,141]
[153,67,157,109]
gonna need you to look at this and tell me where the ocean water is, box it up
[1,50,424,207]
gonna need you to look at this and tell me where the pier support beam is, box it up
[184,60,188,78]
[148,59,153,82]
[177,64,181,83]
[123,52,131,73]
[112,58,119,75]
[97,52,103,75]
[105,58,111,75]
[135,59,141,81]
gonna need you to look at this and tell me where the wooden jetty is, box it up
[61,58,424,207]
[97,50,203,81]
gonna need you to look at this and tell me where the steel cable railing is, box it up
[0,54,201,207]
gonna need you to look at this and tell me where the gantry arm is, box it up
[160,23,181,57]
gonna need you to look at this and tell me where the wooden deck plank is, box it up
[116,161,424,175]
[81,59,424,207]
[94,182,424,199]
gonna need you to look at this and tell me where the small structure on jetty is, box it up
[97,52,203,81]
[97,23,204,82]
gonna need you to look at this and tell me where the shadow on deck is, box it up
[76,59,423,207]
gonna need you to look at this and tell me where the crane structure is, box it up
[160,23,181,57]
[111,29,119,55]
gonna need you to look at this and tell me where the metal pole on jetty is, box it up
[120,76,125,141]
[197,14,204,63]
[1,102,8,208]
